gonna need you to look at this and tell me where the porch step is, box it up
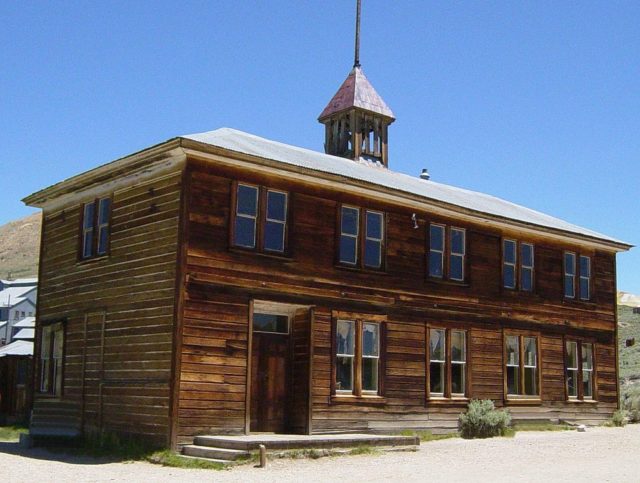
[182,445,250,461]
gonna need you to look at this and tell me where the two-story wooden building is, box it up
[24,58,631,448]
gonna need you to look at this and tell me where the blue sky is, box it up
[1,1,638,292]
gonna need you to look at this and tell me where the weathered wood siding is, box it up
[34,170,183,444]
[177,156,619,439]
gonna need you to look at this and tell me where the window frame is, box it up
[502,239,535,292]
[331,312,386,400]
[426,326,469,401]
[230,182,290,256]
[503,332,541,402]
[336,205,386,271]
[564,338,597,402]
[37,319,66,397]
[427,224,467,283]
[79,196,112,261]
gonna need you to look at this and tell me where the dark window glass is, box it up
[82,202,95,258]
[253,313,288,333]
[451,363,464,395]
[340,236,357,265]
[564,252,576,298]
[97,198,111,255]
[504,265,515,289]
[341,207,359,235]
[451,228,465,255]
[504,240,516,264]
[234,185,258,248]
[364,211,383,269]
[429,225,445,278]
[336,321,355,392]
[429,329,445,395]
[237,185,258,216]
[449,255,463,281]
[234,216,256,248]
[430,225,444,251]
[266,191,286,221]
[579,256,591,300]
[340,207,359,264]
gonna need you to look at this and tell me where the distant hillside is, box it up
[618,292,640,308]
[620,304,640,383]
[0,212,41,279]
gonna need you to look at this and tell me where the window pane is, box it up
[97,227,109,255]
[341,207,359,236]
[567,369,578,397]
[429,329,445,362]
[504,240,516,264]
[336,321,355,355]
[266,191,286,221]
[524,367,538,396]
[451,330,466,362]
[451,363,465,395]
[83,202,95,229]
[366,211,383,240]
[582,344,593,370]
[564,253,575,276]
[524,337,537,367]
[449,254,464,281]
[339,235,357,264]
[580,278,590,300]
[364,239,382,268]
[253,313,288,333]
[41,327,52,358]
[53,327,64,358]
[362,357,378,392]
[583,371,593,398]
[237,185,258,216]
[430,362,444,394]
[504,264,515,289]
[234,216,256,248]
[264,221,285,252]
[451,228,465,255]
[336,357,353,391]
[98,198,111,224]
[566,341,578,369]
[521,243,533,267]
[430,225,444,251]
[429,251,443,278]
[579,256,590,277]
[362,323,379,357]
[507,366,519,395]
[83,230,94,258]
[506,336,519,365]
[521,267,533,291]
[564,275,575,298]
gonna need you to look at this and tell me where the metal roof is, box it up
[13,317,35,328]
[13,328,34,341]
[318,67,395,120]
[0,286,36,306]
[0,340,33,358]
[182,128,630,247]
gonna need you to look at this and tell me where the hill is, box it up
[0,212,41,279]
[619,304,640,383]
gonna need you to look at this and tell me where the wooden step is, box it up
[182,445,250,461]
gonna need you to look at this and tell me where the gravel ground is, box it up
[1,425,639,483]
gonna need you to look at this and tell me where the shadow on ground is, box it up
[0,441,122,465]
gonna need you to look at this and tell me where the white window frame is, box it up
[235,183,259,249]
[450,329,467,397]
[264,189,288,253]
[428,224,445,279]
[339,206,360,266]
[96,198,111,256]
[361,322,380,394]
[428,328,446,397]
[449,227,466,282]
[582,343,594,400]
[523,336,538,396]
[564,252,576,299]
[520,242,534,292]
[81,202,95,259]
[364,210,384,269]
[336,320,356,394]
[505,335,520,396]
[503,239,517,289]
[566,340,579,399]
[579,256,591,301]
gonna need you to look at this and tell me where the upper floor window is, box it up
[503,240,534,291]
[427,327,467,399]
[428,224,466,281]
[81,197,111,259]
[505,334,539,398]
[564,252,591,300]
[338,206,384,270]
[233,183,289,254]
[335,316,383,396]
[566,340,595,400]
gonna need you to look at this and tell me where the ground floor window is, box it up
[566,340,595,400]
[427,327,467,398]
[334,313,384,397]
[505,333,539,398]
[39,321,64,396]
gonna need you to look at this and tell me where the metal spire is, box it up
[354,0,361,68]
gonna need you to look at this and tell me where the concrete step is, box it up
[178,455,234,465]
[182,445,250,461]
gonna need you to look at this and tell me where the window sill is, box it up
[426,277,469,288]
[562,298,596,308]
[334,264,387,275]
[229,246,292,261]
[566,399,598,404]
[426,397,469,407]
[331,394,386,405]
[504,398,542,406]
[76,254,109,266]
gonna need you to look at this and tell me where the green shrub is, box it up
[611,409,628,427]
[458,399,511,439]
[621,384,640,423]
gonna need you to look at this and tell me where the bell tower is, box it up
[318,0,395,167]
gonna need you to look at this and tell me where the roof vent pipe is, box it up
[420,168,430,180]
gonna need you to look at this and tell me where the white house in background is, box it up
[0,283,37,345]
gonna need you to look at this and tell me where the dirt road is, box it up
[1,425,638,482]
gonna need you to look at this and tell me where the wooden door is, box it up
[250,332,289,432]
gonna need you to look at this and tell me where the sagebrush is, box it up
[621,384,640,423]
[458,399,511,439]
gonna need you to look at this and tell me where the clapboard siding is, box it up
[33,170,183,445]
[177,157,619,438]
